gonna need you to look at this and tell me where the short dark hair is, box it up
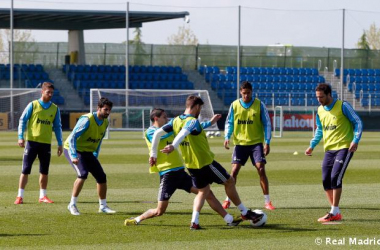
[41,82,54,90]
[186,95,204,109]
[315,83,332,96]
[240,81,252,91]
[150,108,165,122]
[98,97,113,109]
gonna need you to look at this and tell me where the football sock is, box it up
[40,189,47,199]
[223,214,233,224]
[237,203,248,216]
[70,196,78,205]
[264,195,270,204]
[191,211,200,224]
[330,206,340,215]
[135,216,141,224]
[17,189,24,198]
[99,199,107,208]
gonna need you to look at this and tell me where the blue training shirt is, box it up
[18,98,63,146]
[224,98,272,145]
[310,100,363,149]
[67,112,105,159]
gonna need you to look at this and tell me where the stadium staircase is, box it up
[184,70,226,112]
[45,68,85,111]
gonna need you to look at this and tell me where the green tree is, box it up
[364,23,380,50]
[357,31,370,50]
[0,29,37,64]
[167,25,198,45]
[130,28,147,65]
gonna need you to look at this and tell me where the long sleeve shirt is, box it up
[18,98,63,146]
[309,100,363,149]
[224,98,271,145]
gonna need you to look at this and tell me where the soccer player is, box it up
[15,82,63,204]
[125,108,241,227]
[150,96,263,230]
[64,97,115,216]
[223,81,274,210]
[305,83,362,222]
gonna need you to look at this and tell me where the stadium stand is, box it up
[63,64,194,105]
[336,68,380,107]
[0,63,65,105]
[199,66,331,106]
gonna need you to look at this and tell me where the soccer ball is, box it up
[214,131,221,137]
[249,209,267,227]
[206,131,214,137]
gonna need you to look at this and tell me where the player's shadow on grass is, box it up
[79,201,182,204]
[0,233,46,237]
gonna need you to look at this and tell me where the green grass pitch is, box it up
[0,131,379,249]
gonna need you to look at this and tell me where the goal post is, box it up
[90,89,218,136]
[271,106,316,137]
[0,88,41,130]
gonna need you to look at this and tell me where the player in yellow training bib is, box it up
[305,83,362,223]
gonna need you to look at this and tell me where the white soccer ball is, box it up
[214,131,221,137]
[249,209,267,227]
[206,131,214,137]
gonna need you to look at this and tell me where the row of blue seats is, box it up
[348,83,380,92]
[64,64,183,74]
[224,67,319,76]
[80,91,191,106]
[222,96,320,106]
[335,68,380,77]
[354,91,380,100]
[74,80,194,91]
[69,72,188,82]
[212,82,321,91]
[0,71,49,81]
[361,98,380,107]
[219,90,337,99]
[0,64,44,72]
[348,76,380,84]
[199,66,319,76]
[212,74,325,83]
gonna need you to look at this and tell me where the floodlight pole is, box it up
[340,9,345,101]
[237,5,241,99]
[125,2,130,127]
[10,0,14,129]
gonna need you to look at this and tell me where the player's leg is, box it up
[89,155,115,214]
[38,143,53,203]
[64,149,88,215]
[125,201,170,226]
[328,149,353,221]
[223,145,248,209]
[15,141,38,204]
[208,160,263,223]
[318,151,336,222]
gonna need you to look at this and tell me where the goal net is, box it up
[271,106,316,137]
[0,88,41,130]
[90,89,218,136]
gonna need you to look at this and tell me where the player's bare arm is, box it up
[264,144,270,156]
[18,139,25,148]
[161,144,174,154]
[57,146,63,156]
[305,147,313,156]
[224,139,230,150]
[210,114,222,125]
[349,142,358,152]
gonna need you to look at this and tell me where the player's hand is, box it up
[305,147,313,156]
[224,139,230,150]
[72,158,79,165]
[161,144,174,154]
[264,144,270,156]
[349,142,358,152]
[149,157,157,166]
[18,139,25,148]
[57,146,63,156]
[210,114,222,125]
